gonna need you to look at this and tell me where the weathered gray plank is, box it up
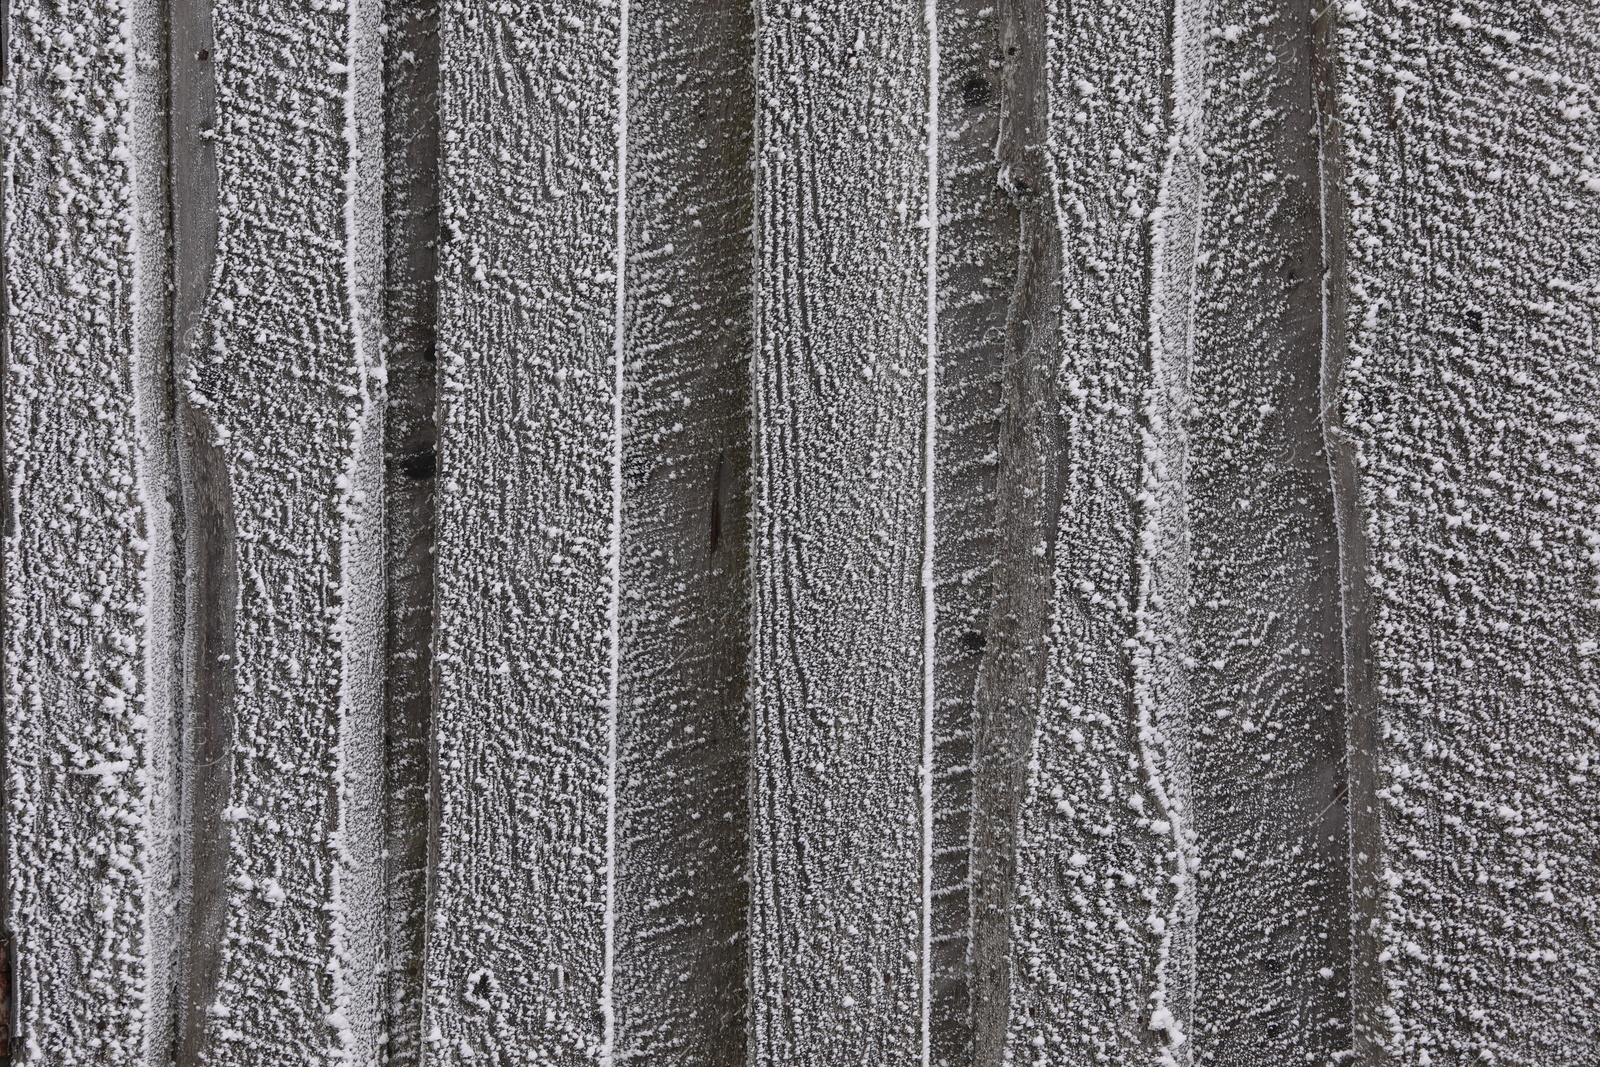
[1326,2,1600,1062]
[2,0,175,1059]
[929,4,1011,1062]
[970,0,1206,1061]
[611,0,754,1062]
[378,0,440,1061]
[166,0,227,1056]
[964,0,1066,1062]
[749,0,936,1061]
[1185,4,1352,1061]
[169,0,388,1058]
[427,1,623,1061]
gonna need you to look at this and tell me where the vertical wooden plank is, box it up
[166,0,227,1055]
[612,0,754,1062]
[749,0,936,1061]
[968,0,1205,1062]
[426,1,622,1061]
[2,0,175,1057]
[378,0,440,1061]
[170,0,388,1057]
[964,0,1065,1063]
[929,4,1010,1062]
[1185,3,1352,1060]
[1327,2,1600,1062]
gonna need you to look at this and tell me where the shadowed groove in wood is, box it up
[928,4,1013,1063]
[165,0,233,1057]
[379,0,440,1062]
[1314,7,1381,1061]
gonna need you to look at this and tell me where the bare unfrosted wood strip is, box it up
[173,0,388,1059]
[984,0,1202,1061]
[1327,3,1600,1062]
[2,0,174,1059]
[965,1,1064,1063]
[166,0,232,1057]
[427,2,622,1062]
[611,1,753,1062]
[1185,4,1351,1060]
[749,1,934,1060]
[928,6,1011,1061]
[379,0,440,1061]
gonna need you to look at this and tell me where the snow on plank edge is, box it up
[173,0,388,1058]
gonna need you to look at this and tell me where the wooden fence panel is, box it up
[3,1,1597,1065]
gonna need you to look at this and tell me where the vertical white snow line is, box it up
[329,0,385,1055]
[919,1,939,1064]
[746,3,766,1056]
[1138,0,1206,1058]
[601,0,629,1062]
[123,0,175,1059]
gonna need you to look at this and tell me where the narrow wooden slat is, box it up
[749,0,936,1061]
[167,0,227,1055]
[928,5,1012,1062]
[970,0,1205,1060]
[964,0,1065,1061]
[611,0,754,1061]
[1327,3,1600,1061]
[378,0,441,1061]
[170,0,388,1057]
[1184,3,1353,1060]
[2,0,174,1059]
[426,1,623,1061]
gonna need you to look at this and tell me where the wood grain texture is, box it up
[612,0,754,1061]
[2,0,174,1059]
[427,1,623,1062]
[1327,2,1600,1062]
[749,0,935,1061]
[171,0,388,1057]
